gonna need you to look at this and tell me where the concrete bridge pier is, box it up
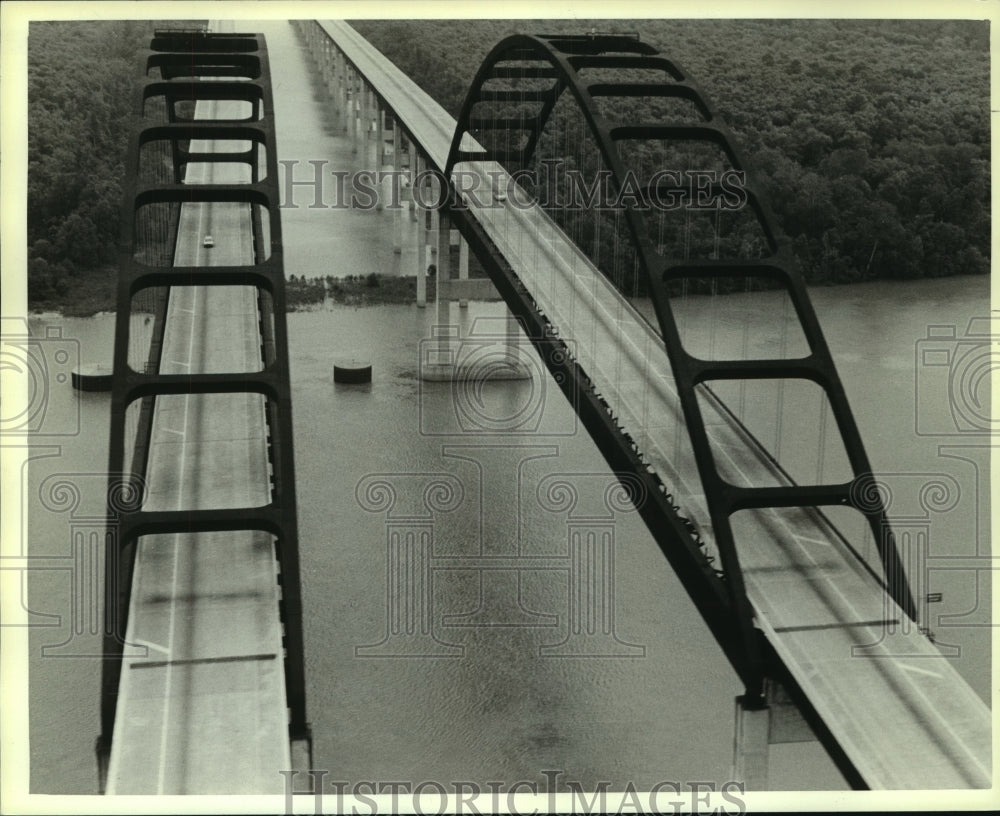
[458,237,469,308]
[316,38,328,85]
[427,176,439,258]
[360,83,371,161]
[353,78,365,155]
[408,141,419,223]
[356,83,365,156]
[732,681,816,791]
[347,65,357,139]
[420,206,527,382]
[392,124,404,253]
[330,49,343,132]
[733,697,770,790]
[375,105,385,212]
[424,168,440,305]
[414,153,428,307]
[349,69,359,150]
[421,207,454,380]
[367,89,377,170]
[335,50,347,129]
[322,41,336,113]
[318,39,329,98]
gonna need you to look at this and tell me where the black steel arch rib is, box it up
[445,33,918,705]
[98,28,310,788]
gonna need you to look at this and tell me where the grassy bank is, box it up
[28,19,988,314]
[27,264,119,317]
[287,274,437,309]
[27,272,438,316]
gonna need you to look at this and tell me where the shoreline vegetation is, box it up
[27,20,989,316]
[28,272,440,317]
[285,273,438,310]
[29,270,988,319]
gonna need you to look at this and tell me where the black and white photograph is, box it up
[1,0,994,812]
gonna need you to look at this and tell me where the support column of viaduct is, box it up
[302,22,473,310]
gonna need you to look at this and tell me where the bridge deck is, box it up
[318,20,990,789]
[106,90,290,794]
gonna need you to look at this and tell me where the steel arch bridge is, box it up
[99,26,309,793]
[444,32,917,705]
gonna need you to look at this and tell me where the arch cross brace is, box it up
[446,32,917,704]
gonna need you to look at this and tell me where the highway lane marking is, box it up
[155,305,196,793]
[157,232,201,796]
[899,662,945,679]
[152,106,236,786]
[889,646,990,780]
[132,637,171,656]
[155,113,263,786]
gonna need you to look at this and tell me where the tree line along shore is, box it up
[26,19,988,314]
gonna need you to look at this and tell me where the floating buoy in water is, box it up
[333,357,372,384]
[71,364,113,392]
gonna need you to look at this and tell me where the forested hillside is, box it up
[26,19,989,313]
[353,18,990,284]
[27,21,174,312]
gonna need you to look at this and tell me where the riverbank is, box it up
[27,265,119,317]
[287,273,437,309]
[29,267,986,317]
[27,272,441,316]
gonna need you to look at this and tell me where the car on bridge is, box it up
[203,235,214,248]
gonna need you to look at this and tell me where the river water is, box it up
[24,20,990,796]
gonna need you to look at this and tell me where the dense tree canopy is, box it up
[27,21,160,308]
[26,19,989,313]
[353,18,989,283]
